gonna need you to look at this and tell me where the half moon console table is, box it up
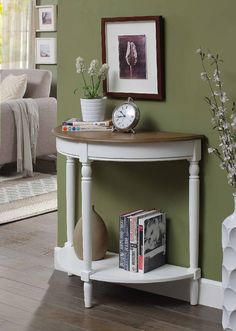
[53,127,203,308]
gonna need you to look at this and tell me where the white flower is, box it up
[208,147,215,154]
[220,92,229,103]
[99,63,109,80]
[207,53,213,59]
[196,48,202,54]
[213,69,220,82]
[88,59,99,76]
[76,57,85,73]
[75,56,109,98]
[223,122,230,130]
[200,72,208,81]
[231,115,236,130]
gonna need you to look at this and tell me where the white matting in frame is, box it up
[35,38,57,64]
[106,21,157,94]
[36,5,57,32]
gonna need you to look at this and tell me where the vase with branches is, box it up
[197,48,236,331]
[197,48,236,187]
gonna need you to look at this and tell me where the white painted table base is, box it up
[54,130,202,308]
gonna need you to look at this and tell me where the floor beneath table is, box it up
[0,212,223,331]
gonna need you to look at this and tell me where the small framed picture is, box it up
[36,5,57,31]
[35,38,57,64]
[101,16,165,100]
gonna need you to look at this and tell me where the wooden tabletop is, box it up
[53,126,204,144]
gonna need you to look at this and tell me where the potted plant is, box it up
[75,57,109,122]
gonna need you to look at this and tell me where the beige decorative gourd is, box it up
[73,205,108,261]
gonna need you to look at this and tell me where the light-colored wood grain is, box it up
[53,126,204,144]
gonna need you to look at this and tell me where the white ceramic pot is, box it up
[222,193,236,330]
[80,97,107,122]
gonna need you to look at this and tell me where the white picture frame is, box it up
[36,5,57,32]
[35,38,57,64]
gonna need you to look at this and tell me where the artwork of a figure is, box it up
[118,35,147,79]
[42,11,52,25]
[125,41,137,77]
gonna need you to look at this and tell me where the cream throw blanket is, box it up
[6,99,39,177]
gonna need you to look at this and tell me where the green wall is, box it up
[57,0,236,281]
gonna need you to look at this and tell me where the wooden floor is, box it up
[0,212,223,331]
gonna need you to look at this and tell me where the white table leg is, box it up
[189,160,200,305]
[66,157,76,276]
[84,281,93,308]
[81,161,93,308]
[66,156,76,246]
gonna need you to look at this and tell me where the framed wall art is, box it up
[101,16,165,100]
[35,38,57,64]
[35,5,57,32]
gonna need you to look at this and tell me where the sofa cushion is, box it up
[0,69,52,98]
[0,74,27,102]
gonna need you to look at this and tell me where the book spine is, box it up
[130,243,138,272]
[62,120,112,127]
[119,216,125,269]
[123,216,130,271]
[62,126,81,131]
[73,121,111,127]
[138,224,144,272]
[62,125,112,132]
[129,217,138,272]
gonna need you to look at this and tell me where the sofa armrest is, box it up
[0,97,57,165]
[35,97,57,156]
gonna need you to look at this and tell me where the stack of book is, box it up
[62,118,113,132]
[119,209,166,273]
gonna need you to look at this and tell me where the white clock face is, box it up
[113,103,137,130]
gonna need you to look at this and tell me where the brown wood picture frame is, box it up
[101,16,165,100]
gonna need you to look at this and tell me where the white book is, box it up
[129,209,158,272]
[138,212,166,273]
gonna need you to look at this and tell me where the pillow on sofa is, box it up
[0,74,27,102]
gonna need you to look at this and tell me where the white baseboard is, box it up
[124,278,223,310]
[54,247,223,309]
[199,278,223,309]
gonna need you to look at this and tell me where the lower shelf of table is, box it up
[55,245,195,284]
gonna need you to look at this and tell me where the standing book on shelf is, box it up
[119,209,143,270]
[129,209,158,272]
[138,212,166,273]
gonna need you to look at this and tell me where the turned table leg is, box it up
[81,161,93,308]
[65,156,76,276]
[189,160,200,305]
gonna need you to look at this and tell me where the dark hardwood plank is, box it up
[0,278,47,301]
[0,212,223,331]
[0,320,42,331]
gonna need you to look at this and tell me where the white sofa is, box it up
[0,69,57,166]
